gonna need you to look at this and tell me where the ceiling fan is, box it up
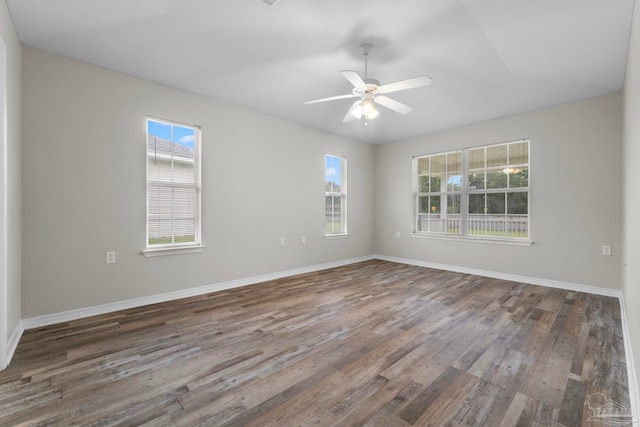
[304,43,432,124]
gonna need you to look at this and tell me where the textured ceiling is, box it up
[7,0,635,144]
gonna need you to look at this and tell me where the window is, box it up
[146,118,202,251]
[414,140,529,241]
[325,154,347,235]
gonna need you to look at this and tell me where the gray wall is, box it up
[623,0,640,399]
[21,46,374,318]
[0,0,22,362]
[374,92,623,289]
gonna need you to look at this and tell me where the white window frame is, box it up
[413,139,531,246]
[143,117,204,257]
[325,154,348,237]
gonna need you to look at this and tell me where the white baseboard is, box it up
[21,255,375,330]
[5,321,23,368]
[374,254,623,298]
[617,296,640,425]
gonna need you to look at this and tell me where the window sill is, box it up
[142,244,206,257]
[411,233,533,247]
[325,233,350,240]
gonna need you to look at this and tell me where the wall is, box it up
[21,46,374,318]
[623,0,640,402]
[0,0,22,366]
[374,92,623,289]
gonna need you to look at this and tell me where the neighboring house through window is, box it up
[414,139,529,241]
[146,118,202,252]
[325,154,347,236]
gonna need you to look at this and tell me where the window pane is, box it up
[417,157,429,175]
[431,154,446,174]
[468,193,486,214]
[418,196,430,213]
[447,174,462,192]
[487,193,506,215]
[486,170,508,189]
[325,155,341,193]
[508,167,529,188]
[487,145,508,168]
[431,174,445,192]
[447,151,462,174]
[507,192,528,215]
[172,126,195,184]
[507,192,528,238]
[447,194,461,214]
[430,196,441,214]
[325,195,343,233]
[468,172,485,190]
[418,175,430,193]
[469,147,485,170]
[509,140,529,165]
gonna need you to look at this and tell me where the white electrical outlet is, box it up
[602,245,612,256]
[301,235,306,244]
[280,237,286,246]
[396,232,401,239]
[106,251,116,264]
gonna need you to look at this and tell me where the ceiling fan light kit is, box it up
[305,43,432,125]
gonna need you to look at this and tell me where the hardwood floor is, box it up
[0,260,631,426]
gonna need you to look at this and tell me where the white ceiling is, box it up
[7,0,635,144]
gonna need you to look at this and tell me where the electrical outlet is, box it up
[396,231,401,239]
[106,251,116,264]
[280,237,286,246]
[301,235,306,244]
[602,245,612,256]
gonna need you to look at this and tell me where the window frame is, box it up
[325,154,348,237]
[143,117,204,257]
[413,139,531,245]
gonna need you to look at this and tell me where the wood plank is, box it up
[0,259,630,426]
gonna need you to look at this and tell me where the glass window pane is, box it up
[418,196,430,213]
[447,174,462,192]
[487,170,508,189]
[468,193,486,214]
[487,145,508,168]
[447,151,462,173]
[325,195,343,233]
[469,148,485,170]
[430,196,441,214]
[418,175,430,193]
[431,174,445,192]
[508,167,529,188]
[487,193,506,215]
[417,157,429,175]
[431,154,446,174]
[509,140,529,166]
[507,192,528,215]
[447,194,461,214]
[468,172,485,190]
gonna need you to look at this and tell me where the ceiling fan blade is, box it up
[341,70,366,89]
[378,75,432,94]
[304,93,357,105]
[343,100,361,122]
[375,95,412,114]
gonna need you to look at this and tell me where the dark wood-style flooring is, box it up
[0,260,631,426]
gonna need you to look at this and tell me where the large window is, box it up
[325,154,347,235]
[146,118,201,249]
[415,140,529,241]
